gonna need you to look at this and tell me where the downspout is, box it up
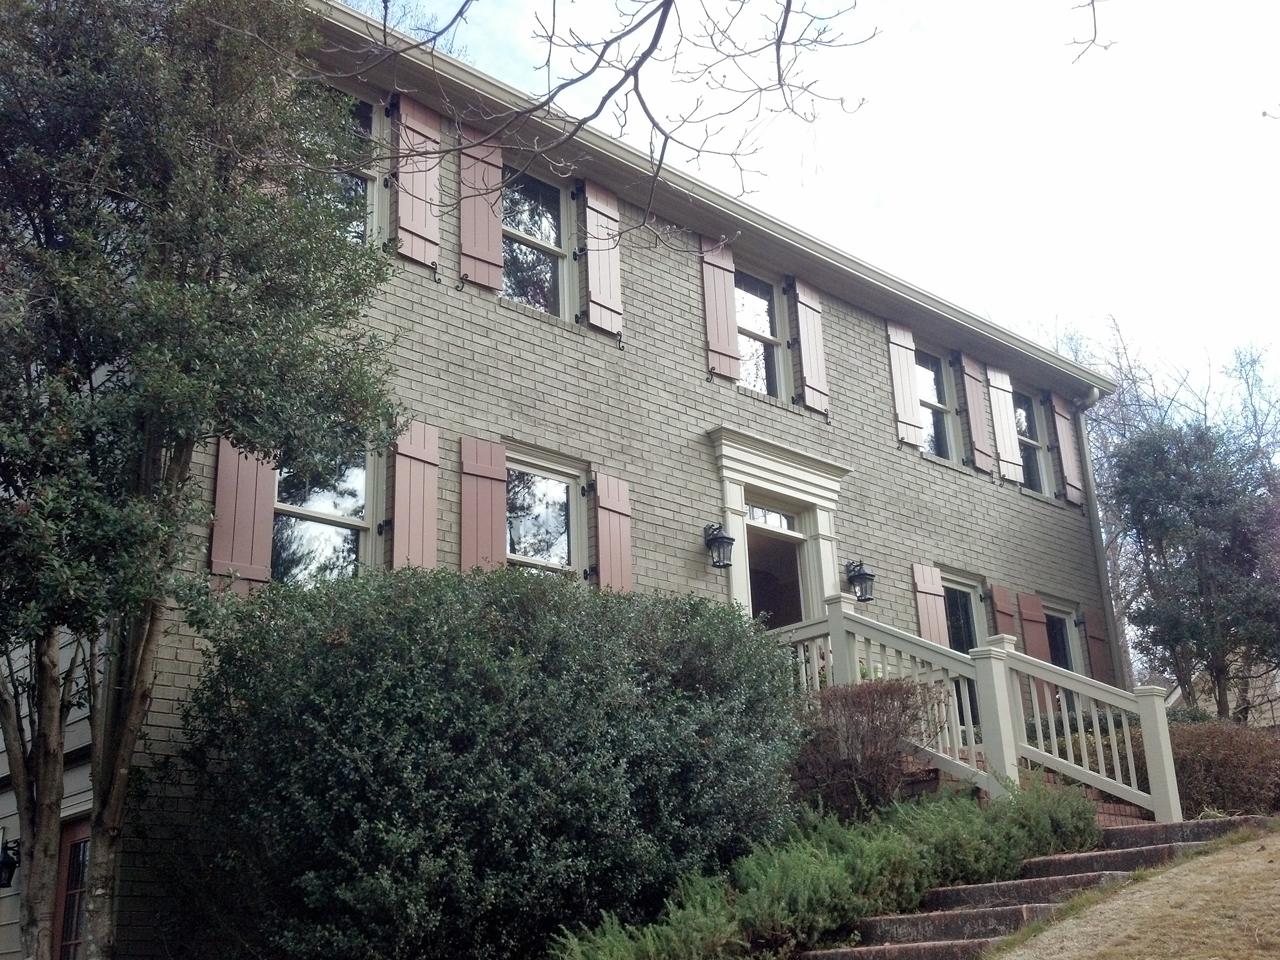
[1076,389,1132,690]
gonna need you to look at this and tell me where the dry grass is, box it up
[992,833,1280,960]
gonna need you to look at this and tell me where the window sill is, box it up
[497,295,575,329]
[1018,485,1064,508]
[733,384,819,419]
[919,451,973,476]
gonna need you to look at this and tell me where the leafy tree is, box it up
[0,1,399,956]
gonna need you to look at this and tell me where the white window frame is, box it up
[733,268,790,400]
[272,453,384,579]
[1043,604,1086,673]
[743,495,810,626]
[708,427,848,624]
[501,167,575,320]
[915,346,959,462]
[332,85,391,247]
[504,448,587,576]
[1012,385,1053,495]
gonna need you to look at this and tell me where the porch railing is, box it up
[772,596,1182,823]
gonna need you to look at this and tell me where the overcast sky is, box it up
[394,1,1279,389]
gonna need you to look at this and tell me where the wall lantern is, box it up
[846,560,876,603]
[0,834,19,889]
[703,523,735,568]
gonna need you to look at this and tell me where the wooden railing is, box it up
[772,596,1182,822]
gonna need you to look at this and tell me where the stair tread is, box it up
[1020,841,1205,878]
[1100,815,1274,848]
[863,903,1059,922]
[801,939,1001,959]
[921,871,1129,908]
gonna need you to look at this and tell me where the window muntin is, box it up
[1012,389,1051,493]
[501,168,567,315]
[915,349,956,460]
[271,454,373,586]
[747,505,796,530]
[734,272,784,397]
[506,467,572,569]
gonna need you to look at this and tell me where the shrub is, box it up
[1166,722,1280,815]
[792,680,946,818]
[180,568,804,960]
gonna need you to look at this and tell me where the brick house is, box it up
[4,4,1184,957]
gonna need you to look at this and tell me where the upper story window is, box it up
[335,97,387,244]
[506,453,585,574]
[915,349,957,460]
[734,271,786,398]
[1012,389,1052,494]
[745,499,805,628]
[271,454,375,585]
[502,168,568,316]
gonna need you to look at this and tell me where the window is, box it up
[1012,389,1052,494]
[506,455,585,574]
[271,453,376,585]
[915,349,957,460]
[335,98,387,244]
[1044,610,1082,672]
[745,500,805,628]
[502,168,569,315]
[942,580,983,654]
[734,272,785,397]
[53,820,90,960]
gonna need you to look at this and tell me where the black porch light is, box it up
[703,523,735,568]
[0,839,19,889]
[846,560,876,603]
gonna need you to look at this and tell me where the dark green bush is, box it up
[180,568,803,960]
[1131,721,1280,816]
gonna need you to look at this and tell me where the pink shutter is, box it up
[1049,393,1085,505]
[458,126,503,289]
[701,236,739,380]
[210,438,275,588]
[1018,593,1052,662]
[391,420,439,569]
[1083,606,1116,686]
[460,437,507,571]
[958,354,995,473]
[594,472,633,592]
[986,368,1026,484]
[912,563,949,645]
[886,322,923,446]
[583,181,623,335]
[395,97,441,265]
[989,584,1019,636]
[791,278,830,413]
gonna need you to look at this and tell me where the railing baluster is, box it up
[1058,685,1076,767]
[1106,706,1123,785]
[808,640,822,692]
[961,678,979,767]
[895,647,905,681]
[1087,697,1106,777]
[1078,695,1092,774]
[1121,710,1137,788]
[1027,672,1045,753]
[945,671,963,760]
[1043,682,1060,759]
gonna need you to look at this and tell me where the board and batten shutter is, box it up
[989,584,1019,636]
[395,97,441,265]
[886,322,923,447]
[594,472,633,592]
[1049,393,1086,505]
[1017,593,1052,662]
[458,125,504,289]
[958,354,995,473]
[912,563,949,646]
[391,420,440,569]
[583,181,623,335]
[210,438,275,588]
[987,368,1026,484]
[1083,606,1117,686]
[460,437,507,570]
[701,236,740,380]
[790,278,830,413]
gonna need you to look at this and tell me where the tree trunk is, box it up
[83,823,123,960]
[1214,670,1231,720]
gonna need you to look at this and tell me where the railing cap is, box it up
[1133,684,1170,697]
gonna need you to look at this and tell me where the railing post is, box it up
[971,634,1020,798]
[1134,685,1183,823]
[825,596,855,686]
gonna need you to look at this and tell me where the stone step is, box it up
[800,939,1001,960]
[921,871,1129,910]
[857,903,1058,944]
[1100,815,1273,849]
[1020,841,1205,878]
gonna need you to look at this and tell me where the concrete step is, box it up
[857,903,1058,944]
[1101,816,1273,849]
[921,871,1129,910]
[1020,841,1205,878]
[800,940,1001,960]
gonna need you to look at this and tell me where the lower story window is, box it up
[506,456,583,573]
[942,584,980,654]
[53,820,91,960]
[745,503,805,628]
[271,453,373,585]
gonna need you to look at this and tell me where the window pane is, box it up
[747,527,803,628]
[353,99,373,136]
[337,173,369,242]
[943,587,977,654]
[502,169,561,246]
[502,237,560,315]
[277,456,366,521]
[60,838,90,960]
[915,351,946,406]
[738,334,778,396]
[1020,443,1043,493]
[734,273,777,337]
[747,505,796,530]
[271,516,359,585]
[923,408,950,459]
[1013,391,1038,441]
[507,468,571,567]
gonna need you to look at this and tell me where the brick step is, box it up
[1020,841,1204,878]
[800,939,1000,960]
[921,871,1129,910]
[1100,816,1273,849]
[857,903,1058,944]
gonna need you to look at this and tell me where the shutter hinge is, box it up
[786,336,800,349]
[376,518,393,536]
[582,564,598,582]
[571,245,588,261]
[385,94,400,118]
[580,480,596,498]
